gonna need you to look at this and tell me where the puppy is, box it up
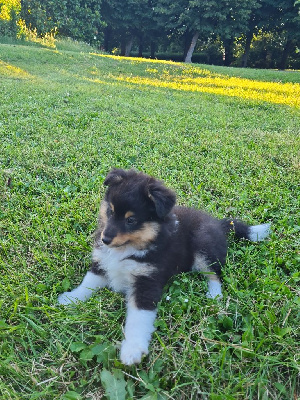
[58,168,271,365]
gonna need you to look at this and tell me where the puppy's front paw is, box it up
[58,291,80,305]
[120,339,148,365]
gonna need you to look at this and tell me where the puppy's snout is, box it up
[102,235,113,245]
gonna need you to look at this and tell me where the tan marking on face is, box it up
[125,211,135,219]
[100,201,108,219]
[99,201,108,229]
[110,222,160,249]
[109,202,115,212]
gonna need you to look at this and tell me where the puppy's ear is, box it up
[147,180,176,218]
[104,168,127,186]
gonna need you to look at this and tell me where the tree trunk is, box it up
[103,27,110,52]
[125,37,133,57]
[138,36,143,57]
[278,39,293,70]
[241,31,253,68]
[223,38,234,66]
[183,32,191,61]
[184,32,199,63]
[150,41,156,59]
[120,37,126,56]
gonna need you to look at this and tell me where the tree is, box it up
[0,0,20,20]
[20,0,104,44]
[216,0,259,66]
[275,0,300,69]
[0,0,20,37]
[102,0,160,56]
[155,0,257,64]
[240,0,300,68]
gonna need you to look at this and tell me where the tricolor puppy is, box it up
[58,168,271,365]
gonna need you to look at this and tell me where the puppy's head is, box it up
[100,168,176,249]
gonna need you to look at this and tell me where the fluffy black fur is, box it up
[91,168,254,309]
[59,168,270,365]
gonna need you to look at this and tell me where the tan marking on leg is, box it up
[192,254,210,273]
[192,254,220,283]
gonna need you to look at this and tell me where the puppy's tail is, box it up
[221,218,271,242]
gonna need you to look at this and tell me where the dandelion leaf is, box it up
[100,369,126,400]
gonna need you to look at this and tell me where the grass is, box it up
[0,40,299,399]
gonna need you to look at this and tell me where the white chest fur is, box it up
[92,245,152,294]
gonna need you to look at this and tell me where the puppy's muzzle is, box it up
[101,235,113,245]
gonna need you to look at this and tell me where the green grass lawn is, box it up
[0,41,299,400]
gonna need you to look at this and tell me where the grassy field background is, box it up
[0,41,299,399]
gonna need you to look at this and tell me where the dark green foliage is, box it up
[20,0,104,44]
[101,0,160,56]
[1,0,299,68]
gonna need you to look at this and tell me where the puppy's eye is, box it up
[126,216,137,225]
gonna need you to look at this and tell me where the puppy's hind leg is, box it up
[192,254,223,299]
[206,274,223,299]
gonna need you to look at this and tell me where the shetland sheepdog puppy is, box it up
[58,168,271,365]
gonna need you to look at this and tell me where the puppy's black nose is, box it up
[102,236,112,245]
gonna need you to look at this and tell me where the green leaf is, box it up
[62,278,71,291]
[0,320,9,329]
[100,369,127,400]
[91,343,107,355]
[274,382,287,394]
[20,315,47,338]
[62,391,83,400]
[139,393,158,400]
[96,343,116,368]
[274,326,292,337]
[70,342,87,353]
[79,348,94,361]
[35,283,47,294]
[222,316,233,330]
[139,392,167,400]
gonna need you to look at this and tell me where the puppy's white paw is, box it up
[58,291,80,305]
[206,279,223,299]
[120,339,148,365]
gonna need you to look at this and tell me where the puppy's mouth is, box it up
[101,232,131,248]
[103,239,130,248]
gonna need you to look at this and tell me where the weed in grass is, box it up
[0,40,299,399]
